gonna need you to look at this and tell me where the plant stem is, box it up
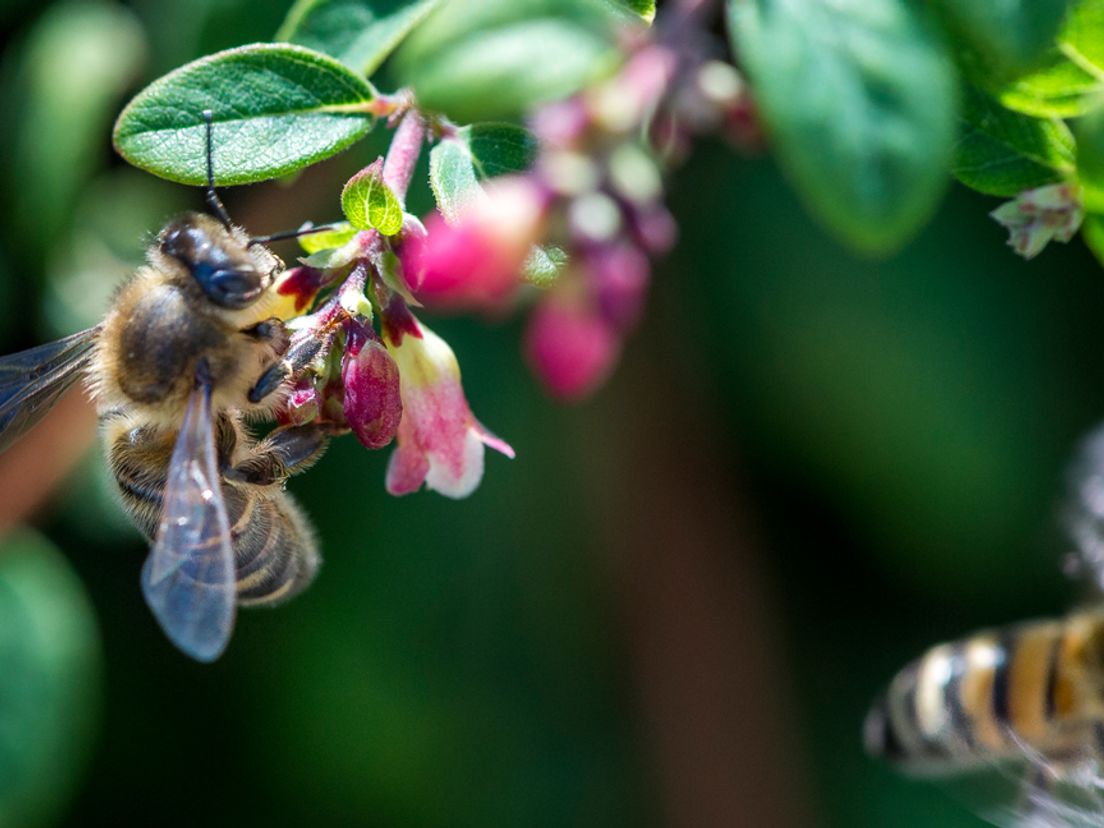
[382,109,426,207]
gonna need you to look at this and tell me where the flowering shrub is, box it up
[109,0,1104,500]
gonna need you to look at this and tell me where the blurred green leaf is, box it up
[342,162,403,233]
[953,86,1075,196]
[429,123,538,222]
[113,43,377,185]
[600,0,655,22]
[726,0,957,254]
[0,529,102,828]
[997,0,1104,117]
[299,221,358,253]
[277,0,441,77]
[1076,107,1104,210]
[522,244,567,286]
[394,0,618,122]
[9,1,146,251]
[932,0,1071,82]
[1081,212,1104,264]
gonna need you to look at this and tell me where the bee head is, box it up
[160,215,269,310]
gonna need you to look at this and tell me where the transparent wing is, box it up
[1061,422,1104,593]
[981,755,1104,828]
[0,327,99,453]
[140,376,236,662]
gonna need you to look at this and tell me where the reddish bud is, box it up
[341,320,402,449]
[588,243,650,331]
[524,299,620,402]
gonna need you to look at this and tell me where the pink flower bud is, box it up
[274,266,327,314]
[588,243,650,331]
[277,377,321,426]
[524,299,620,402]
[401,177,547,310]
[341,320,402,449]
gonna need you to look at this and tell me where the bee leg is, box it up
[248,335,326,405]
[225,423,330,486]
[242,319,291,355]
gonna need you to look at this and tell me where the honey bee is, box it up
[0,113,335,661]
[865,425,1104,827]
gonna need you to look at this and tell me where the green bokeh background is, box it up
[1,2,1102,826]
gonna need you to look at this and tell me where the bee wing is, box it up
[0,327,99,453]
[980,758,1104,828]
[1062,423,1104,593]
[140,376,236,662]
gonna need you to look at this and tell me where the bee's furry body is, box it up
[89,213,322,606]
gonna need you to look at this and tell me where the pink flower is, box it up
[381,305,514,498]
[401,177,546,309]
[341,319,402,449]
[524,299,620,402]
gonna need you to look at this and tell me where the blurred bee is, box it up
[0,112,335,661]
[865,425,1104,827]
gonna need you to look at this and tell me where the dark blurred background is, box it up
[1,2,1102,826]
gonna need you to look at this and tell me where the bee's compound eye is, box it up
[160,221,263,309]
[193,264,263,309]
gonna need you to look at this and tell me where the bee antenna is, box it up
[202,109,234,231]
[248,223,342,248]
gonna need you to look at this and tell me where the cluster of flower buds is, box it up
[398,25,755,401]
[270,176,514,499]
[990,182,1084,259]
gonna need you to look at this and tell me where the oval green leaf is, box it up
[727,0,957,254]
[932,0,1071,83]
[113,43,377,185]
[342,163,404,234]
[953,85,1075,196]
[0,530,102,828]
[277,0,441,77]
[429,123,538,222]
[393,0,618,122]
[997,0,1104,117]
[1076,108,1104,210]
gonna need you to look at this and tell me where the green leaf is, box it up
[299,221,358,253]
[277,0,441,77]
[997,0,1104,117]
[429,123,538,222]
[342,162,404,234]
[1082,212,1104,264]
[931,0,1071,83]
[394,0,618,122]
[0,530,102,828]
[113,43,377,185]
[1076,108,1104,210]
[523,244,568,286]
[727,0,957,254]
[9,2,146,254]
[953,85,1075,196]
[599,0,655,22]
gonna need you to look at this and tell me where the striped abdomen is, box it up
[865,613,1104,774]
[103,411,318,606]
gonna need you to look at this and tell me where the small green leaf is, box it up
[599,0,655,22]
[277,0,441,77]
[953,85,1075,196]
[299,221,358,253]
[1082,212,1104,264]
[429,123,538,222]
[997,0,1104,117]
[342,162,404,235]
[727,0,957,253]
[1076,108,1104,210]
[523,244,568,286]
[931,0,1071,83]
[394,0,618,122]
[113,43,377,185]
